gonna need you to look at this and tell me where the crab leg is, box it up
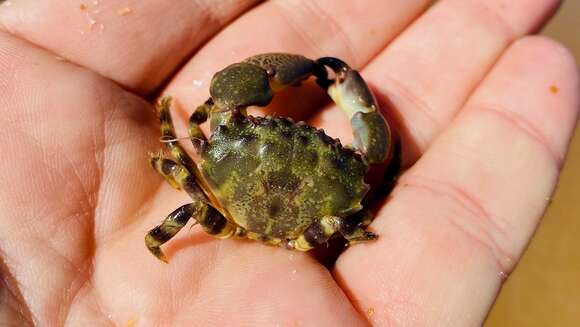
[145,203,198,262]
[149,156,204,200]
[157,97,201,174]
[145,201,238,262]
[146,157,239,262]
[149,154,182,190]
[337,210,378,244]
[294,216,342,251]
[188,99,211,149]
[293,214,378,251]
[317,57,392,165]
[156,96,225,205]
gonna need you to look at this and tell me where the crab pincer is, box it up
[317,57,392,165]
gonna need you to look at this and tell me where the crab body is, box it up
[145,53,394,261]
[201,115,369,242]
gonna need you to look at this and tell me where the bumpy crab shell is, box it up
[201,115,369,241]
[145,53,394,262]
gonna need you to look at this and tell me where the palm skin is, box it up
[0,1,577,326]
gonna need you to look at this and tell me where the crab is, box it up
[145,53,394,262]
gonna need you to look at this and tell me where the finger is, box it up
[165,0,432,121]
[0,0,261,93]
[0,31,158,323]
[334,36,579,325]
[314,0,561,163]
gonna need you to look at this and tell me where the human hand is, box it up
[0,1,577,326]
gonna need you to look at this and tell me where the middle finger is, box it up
[314,0,561,164]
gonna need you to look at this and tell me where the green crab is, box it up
[145,53,394,262]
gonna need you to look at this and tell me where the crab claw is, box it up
[210,62,274,109]
[317,57,392,165]
[244,53,318,91]
[210,53,322,111]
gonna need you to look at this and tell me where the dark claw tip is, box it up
[146,245,169,263]
[316,57,351,72]
[316,57,354,84]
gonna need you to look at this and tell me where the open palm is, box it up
[0,1,577,326]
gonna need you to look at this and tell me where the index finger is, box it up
[0,0,261,93]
